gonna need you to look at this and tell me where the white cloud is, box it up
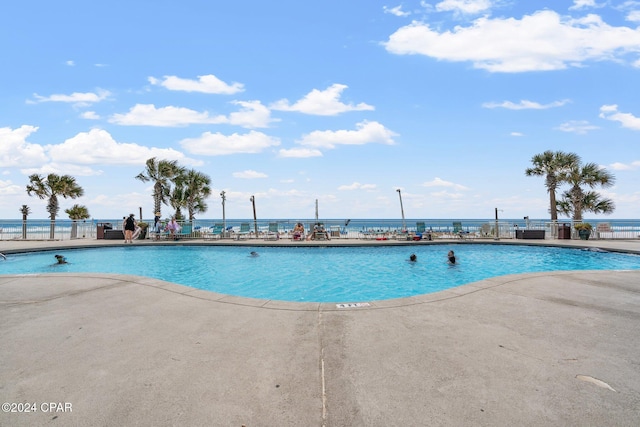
[0,125,48,167]
[599,104,640,130]
[110,104,224,127]
[435,0,492,15]
[337,182,378,191]
[227,100,277,128]
[232,170,268,179]
[609,160,640,170]
[278,148,323,158]
[0,179,23,195]
[569,0,599,10]
[628,10,640,22]
[110,101,274,128]
[80,111,100,120]
[297,121,397,149]
[510,132,524,137]
[482,99,570,109]
[66,60,75,66]
[47,128,198,167]
[29,89,110,105]
[421,177,469,190]
[555,120,600,134]
[270,84,374,116]
[180,131,281,156]
[384,11,640,72]
[148,74,244,94]
[383,5,411,17]
[21,163,104,177]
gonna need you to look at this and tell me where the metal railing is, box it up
[1,219,638,241]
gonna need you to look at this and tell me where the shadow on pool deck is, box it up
[1,239,640,425]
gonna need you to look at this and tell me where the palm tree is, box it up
[168,185,186,221]
[26,174,84,239]
[525,150,580,221]
[19,204,31,240]
[135,157,183,218]
[65,204,91,239]
[556,162,615,221]
[174,169,212,220]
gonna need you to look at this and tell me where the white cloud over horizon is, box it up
[338,182,378,191]
[421,177,469,191]
[232,170,268,179]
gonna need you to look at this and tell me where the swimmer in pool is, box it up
[409,253,417,262]
[54,254,68,264]
[447,250,456,264]
[249,251,259,257]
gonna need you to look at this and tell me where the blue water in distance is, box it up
[1,245,638,302]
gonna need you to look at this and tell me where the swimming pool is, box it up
[1,245,638,302]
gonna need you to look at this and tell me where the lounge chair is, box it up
[480,223,492,238]
[264,222,279,240]
[311,223,328,240]
[330,225,341,239]
[176,223,193,239]
[453,221,469,239]
[237,223,251,240]
[415,222,430,240]
[204,223,224,240]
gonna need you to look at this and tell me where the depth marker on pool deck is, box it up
[336,302,371,309]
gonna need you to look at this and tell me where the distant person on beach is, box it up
[54,254,68,264]
[447,250,456,264]
[409,254,417,262]
[124,214,136,243]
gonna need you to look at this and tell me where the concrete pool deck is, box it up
[1,238,639,426]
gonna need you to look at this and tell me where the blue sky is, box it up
[1,0,639,220]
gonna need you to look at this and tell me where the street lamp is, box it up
[494,207,501,241]
[220,191,226,236]
[250,195,257,237]
[397,189,406,231]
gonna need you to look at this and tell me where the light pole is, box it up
[494,207,500,241]
[220,191,226,237]
[250,195,257,237]
[397,189,406,231]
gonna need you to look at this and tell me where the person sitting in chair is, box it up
[293,223,305,240]
[165,217,181,240]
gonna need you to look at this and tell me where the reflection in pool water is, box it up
[1,245,638,302]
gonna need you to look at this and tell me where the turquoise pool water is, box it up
[1,245,638,302]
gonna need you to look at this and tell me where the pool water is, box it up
[1,245,638,302]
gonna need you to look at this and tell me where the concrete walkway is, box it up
[1,238,639,426]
